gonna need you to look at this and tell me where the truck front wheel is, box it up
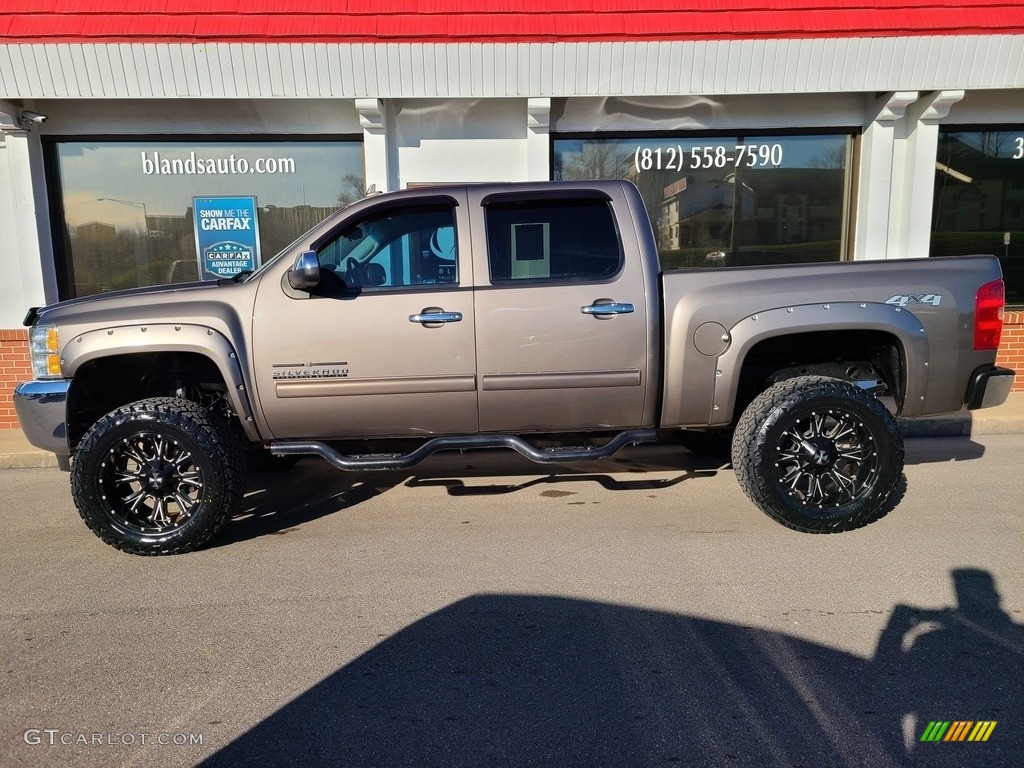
[732,376,904,533]
[70,397,246,555]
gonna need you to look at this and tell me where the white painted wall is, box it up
[0,102,51,327]
[943,89,1024,126]
[4,39,1024,100]
[390,98,531,188]
[553,93,869,132]
[26,98,363,136]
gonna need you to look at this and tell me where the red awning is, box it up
[2,1,1023,43]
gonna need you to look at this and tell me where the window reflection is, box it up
[486,199,621,282]
[553,134,850,268]
[317,204,459,289]
[53,140,364,297]
[932,129,1024,306]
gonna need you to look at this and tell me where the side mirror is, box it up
[287,250,320,290]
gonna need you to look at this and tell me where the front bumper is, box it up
[13,380,71,462]
[965,366,1016,410]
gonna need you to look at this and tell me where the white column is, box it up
[527,98,551,181]
[887,90,964,260]
[0,102,53,326]
[852,92,918,261]
[355,98,392,192]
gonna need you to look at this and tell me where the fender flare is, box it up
[710,301,929,425]
[60,323,260,441]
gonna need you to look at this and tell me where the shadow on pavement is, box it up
[902,435,986,466]
[218,434,990,546]
[220,474,385,547]
[216,447,725,545]
[200,568,1021,767]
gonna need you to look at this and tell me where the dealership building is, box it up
[2,1,1023,429]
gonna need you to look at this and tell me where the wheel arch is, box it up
[63,325,260,449]
[710,302,929,425]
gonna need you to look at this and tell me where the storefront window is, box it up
[49,139,364,297]
[553,134,851,269]
[932,128,1024,305]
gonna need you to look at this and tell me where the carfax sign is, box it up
[193,196,261,279]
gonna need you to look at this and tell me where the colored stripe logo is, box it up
[920,721,997,742]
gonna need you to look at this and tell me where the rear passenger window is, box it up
[485,198,622,283]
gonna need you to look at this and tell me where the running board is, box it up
[269,429,659,471]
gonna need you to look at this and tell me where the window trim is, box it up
[481,188,613,206]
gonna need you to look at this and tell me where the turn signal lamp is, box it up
[30,325,61,379]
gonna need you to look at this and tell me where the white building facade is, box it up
[2,5,1024,426]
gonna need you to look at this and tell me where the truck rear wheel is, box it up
[732,376,904,533]
[70,397,246,555]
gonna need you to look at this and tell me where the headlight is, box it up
[29,324,62,379]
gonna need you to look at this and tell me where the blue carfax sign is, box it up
[193,196,261,279]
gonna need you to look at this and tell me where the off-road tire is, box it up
[70,397,246,555]
[732,376,904,533]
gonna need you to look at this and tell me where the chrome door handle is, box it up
[409,309,463,324]
[581,301,635,317]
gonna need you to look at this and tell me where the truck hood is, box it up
[31,279,250,329]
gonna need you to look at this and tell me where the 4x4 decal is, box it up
[885,293,943,308]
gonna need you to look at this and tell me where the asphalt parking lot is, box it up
[1,434,1022,767]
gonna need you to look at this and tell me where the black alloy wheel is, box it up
[98,430,205,533]
[732,375,904,533]
[71,397,245,555]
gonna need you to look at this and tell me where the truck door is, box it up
[469,187,653,432]
[251,192,477,439]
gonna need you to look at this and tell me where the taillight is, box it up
[974,279,1005,351]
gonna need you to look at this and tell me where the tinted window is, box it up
[318,204,458,289]
[553,134,851,269]
[51,139,364,298]
[486,199,621,283]
[932,128,1024,306]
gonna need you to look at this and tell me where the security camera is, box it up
[19,110,48,127]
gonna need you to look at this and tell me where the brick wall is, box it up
[997,310,1024,392]
[1,329,31,429]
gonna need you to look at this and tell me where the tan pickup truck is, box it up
[14,180,1015,554]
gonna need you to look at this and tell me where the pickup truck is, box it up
[14,180,1015,555]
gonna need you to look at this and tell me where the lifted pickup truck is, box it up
[15,180,1015,554]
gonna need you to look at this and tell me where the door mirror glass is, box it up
[287,250,320,290]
